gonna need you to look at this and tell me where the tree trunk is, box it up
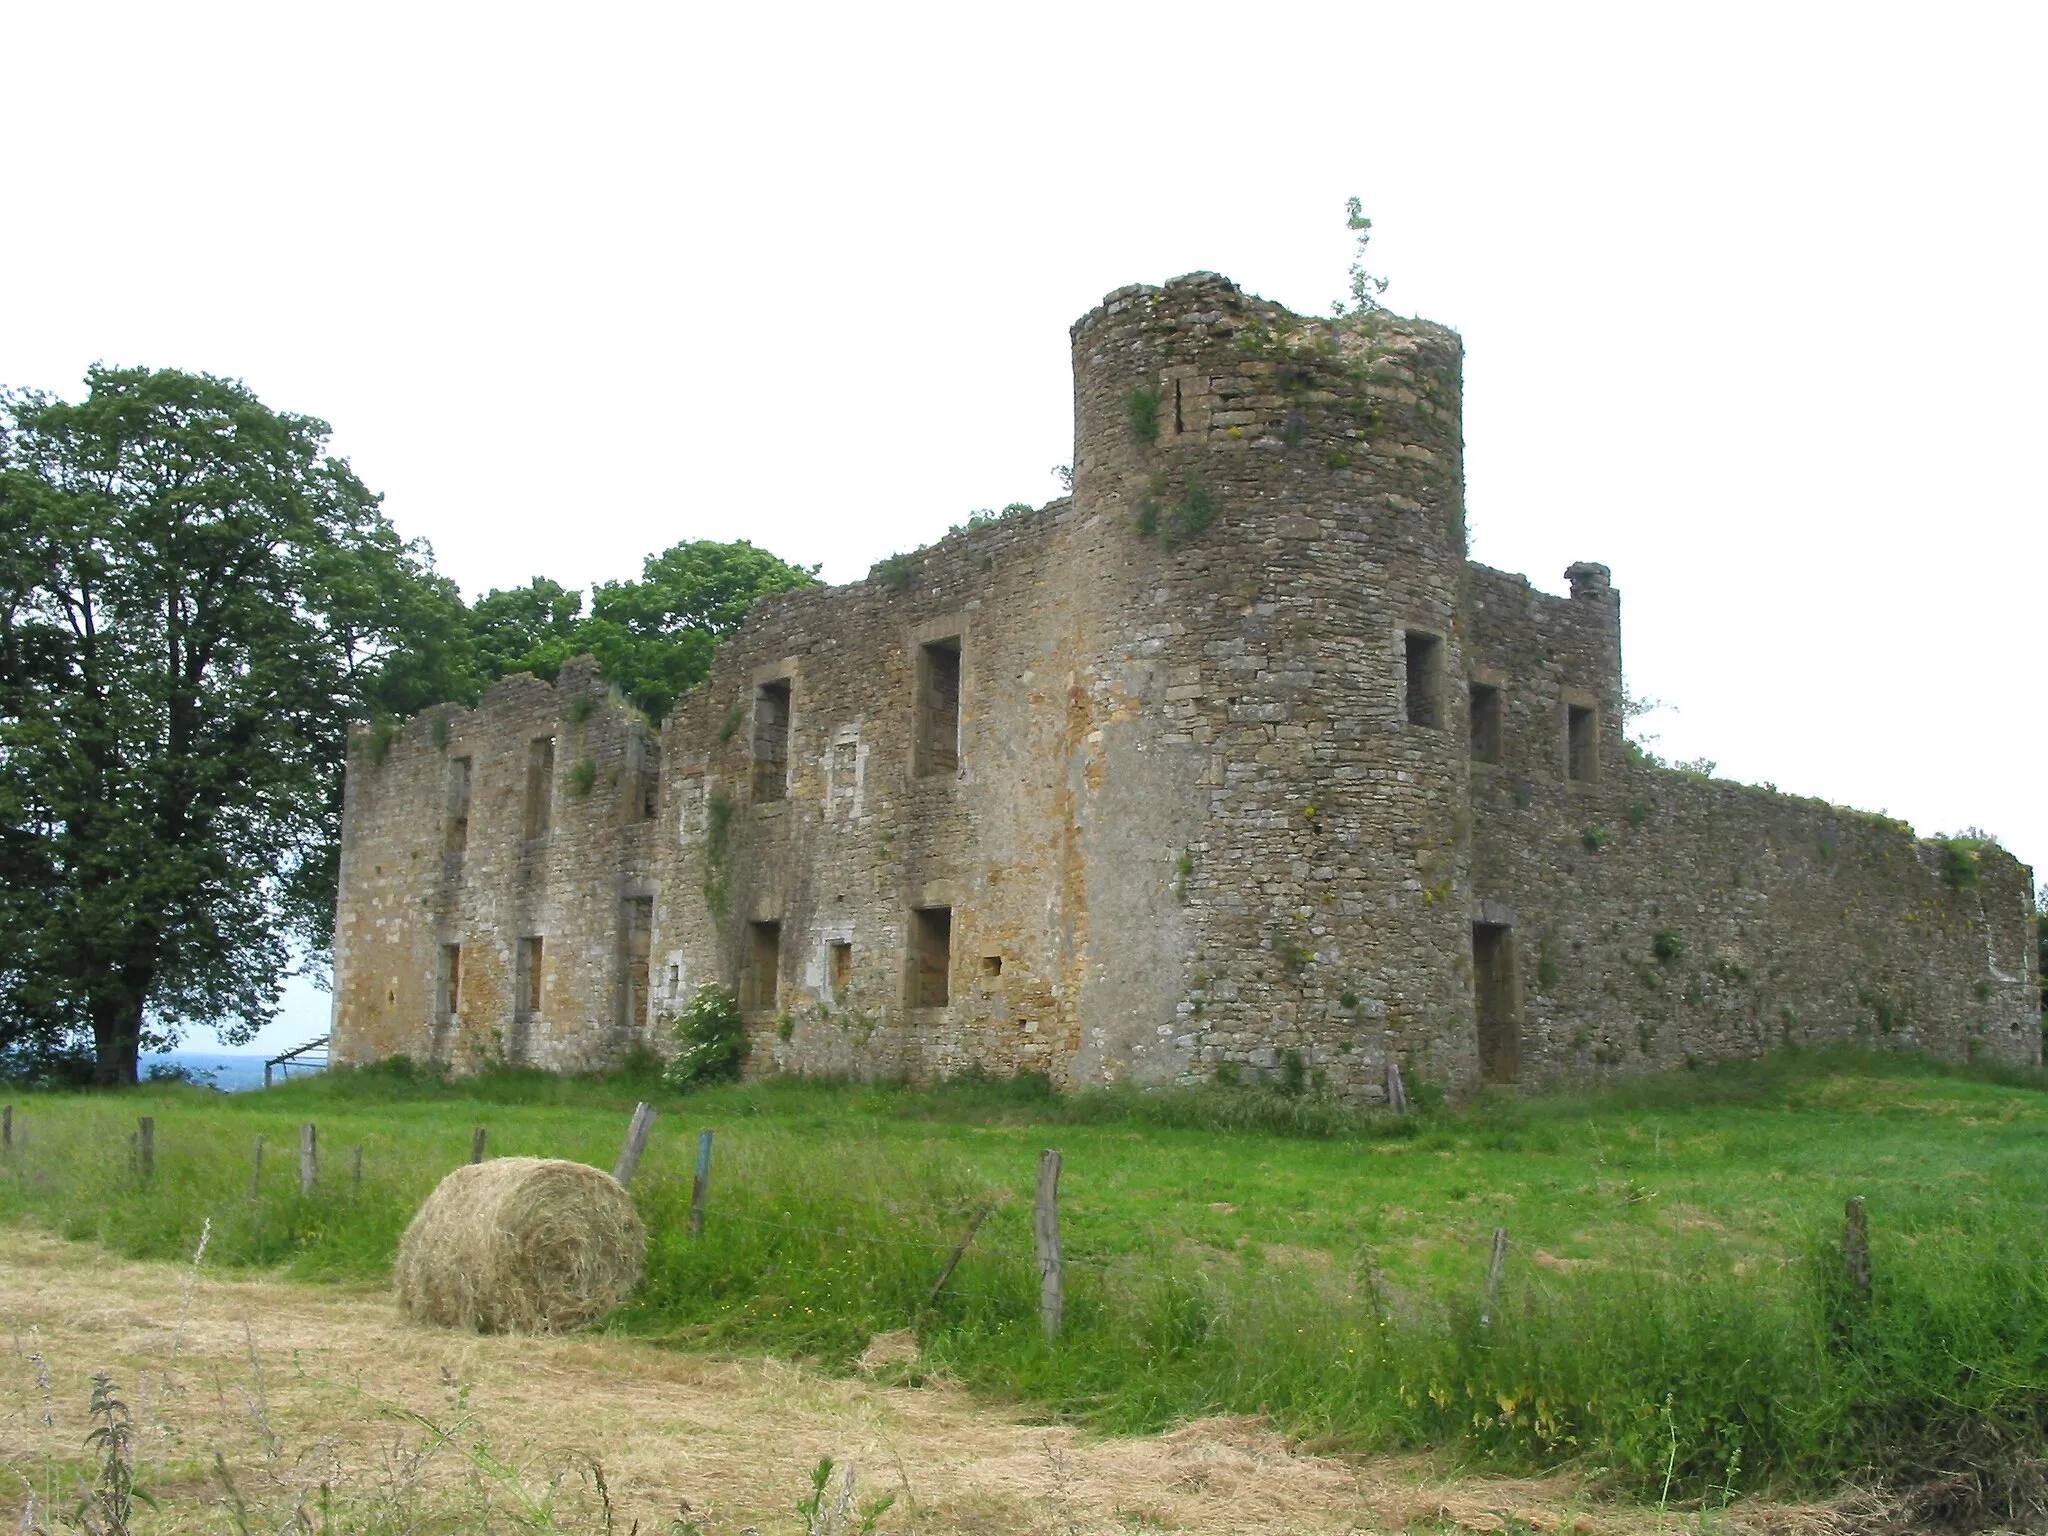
[90,993,145,1086]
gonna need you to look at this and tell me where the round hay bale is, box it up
[394,1157,644,1334]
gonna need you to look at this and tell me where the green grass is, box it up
[5,1049,2047,1507]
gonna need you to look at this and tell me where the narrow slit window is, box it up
[445,757,472,854]
[1469,684,1502,764]
[523,737,554,839]
[1404,632,1442,729]
[516,936,544,1017]
[744,920,781,1013]
[436,943,462,1019]
[828,940,853,1003]
[915,639,961,776]
[621,898,653,1032]
[752,681,791,802]
[912,906,952,1007]
[1567,704,1598,782]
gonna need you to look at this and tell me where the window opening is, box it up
[1469,684,1502,764]
[828,940,853,1004]
[744,920,782,1013]
[980,954,1003,979]
[436,943,462,1019]
[1473,923,1517,1084]
[1567,704,1598,782]
[912,906,952,1007]
[622,898,653,1032]
[523,737,554,839]
[445,757,472,854]
[1404,632,1442,729]
[626,735,660,824]
[752,681,791,802]
[1172,377,1184,435]
[915,639,961,776]
[516,936,544,1017]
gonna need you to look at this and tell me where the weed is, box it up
[717,704,743,743]
[1340,990,1359,1010]
[1652,929,1684,963]
[366,715,401,765]
[429,711,450,752]
[1942,836,1988,889]
[1628,803,1646,829]
[1125,385,1163,444]
[1583,826,1608,853]
[702,790,735,916]
[570,694,598,724]
[568,758,597,797]
[776,1011,796,1042]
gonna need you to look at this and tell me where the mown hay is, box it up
[394,1157,645,1334]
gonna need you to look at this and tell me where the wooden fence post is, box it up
[927,1205,992,1305]
[1036,1149,1064,1339]
[688,1130,714,1237]
[250,1136,264,1199]
[613,1103,656,1187]
[1385,1062,1409,1115]
[1480,1227,1508,1327]
[3,1104,12,1150]
[1842,1196,1872,1302]
[351,1145,364,1200]
[137,1117,154,1180]
[298,1123,317,1196]
[469,1126,487,1165]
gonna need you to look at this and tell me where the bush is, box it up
[665,984,748,1088]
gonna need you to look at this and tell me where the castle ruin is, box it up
[329,273,2041,1096]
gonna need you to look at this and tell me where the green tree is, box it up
[469,542,817,722]
[0,367,470,1082]
[466,576,584,682]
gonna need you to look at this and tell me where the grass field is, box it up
[4,1049,2047,1516]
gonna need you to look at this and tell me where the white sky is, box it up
[6,2,2041,1056]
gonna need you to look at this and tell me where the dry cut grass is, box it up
[0,1229,1940,1534]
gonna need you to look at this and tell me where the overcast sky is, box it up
[6,2,2041,1056]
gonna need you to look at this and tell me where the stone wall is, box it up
[329,272,2040,1093]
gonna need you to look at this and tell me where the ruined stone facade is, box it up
[330,274,2041,1096]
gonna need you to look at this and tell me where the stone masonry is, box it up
[329,274,2041,1097]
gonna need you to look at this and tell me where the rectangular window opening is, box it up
[752,681,791,802]
[980,954,1003,979]
[912,906,952,1007]
[1473,923,1517,1085]
[828,940,853,1004]
[744,920,782,1013]
[445,757,472,854]
[516,936,544,1018]
[622,898,653,1033]
[1404,632,1443,729]
[436,943,462,1019]
[639,740,661,822]
[1567,704,1598,782]
[1469,684,1502,764]
[523,737,554,839]
[915,639,961,777]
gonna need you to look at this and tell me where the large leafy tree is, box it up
[475,541,816,721]
[0,367,473,1082]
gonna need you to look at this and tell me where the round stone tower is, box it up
[1065,272,1481,1097]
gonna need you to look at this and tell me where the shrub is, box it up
[1942,837,1988,889]
[1583,825,1607,852]
[1653,928,1685,963]
[665,984,748,1088]
[869,551,920,591]
[568,758,597,796]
